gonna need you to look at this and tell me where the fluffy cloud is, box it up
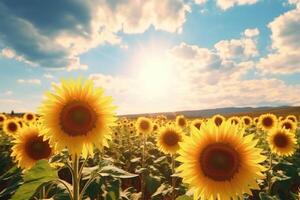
[0,0,189,70]
[17,79,41,85]
[216,0,258,10]
[215,38,258,60]
[244,28,260,37]
[257,7,300,74]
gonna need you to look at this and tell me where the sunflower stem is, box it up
[72,154,80,200]
[267,153,273,194]
[171,154,176,200]
[141,134,147,200]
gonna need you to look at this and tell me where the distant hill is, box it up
[119,106,300,119]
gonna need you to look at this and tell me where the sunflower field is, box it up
[0,78,300,200]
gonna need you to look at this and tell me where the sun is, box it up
[133,43,177,99]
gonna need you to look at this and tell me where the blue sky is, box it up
[0,0,299,114]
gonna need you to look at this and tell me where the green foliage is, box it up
[11,160,58,200]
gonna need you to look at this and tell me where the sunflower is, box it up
[11,124,53,169]
[286,115,298,124]
[135,117,153,135]
[258,113,278,132]
[3,119,20,136]
[176,115,187,129]
[212,114,225,127]
[0,114,7,128]
[242,116,252,127]
[253,117,259,125]
[39,78,116,157]
[23,113,36,123]
[228,116,241,126]
[177,120,266,200]
[157,125,183,155]
[280,119,297,133]
[190,119,203,130]
[267,127,297,157]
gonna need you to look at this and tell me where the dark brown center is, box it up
[262,117,273,128]
[231,119,238,125]
[140,120,150,131]
[194,122,201,129]
[0,116,4,122]
[200,143,240,181]
[8,122,18,132]
[60,101,97,137]
[26,114,34,121]
[25,135,52,160]
[282,122,292,130]
[273,133,288,148]
[244,118,250,125]
[163,131,180,146]
[214,117,223,126]
[178,118,186,127]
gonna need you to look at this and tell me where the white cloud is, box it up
[194,0,208,5]
[17,79,41,85]
[216,0,259,10]
[0,0,190,71]
[244,28,260,37]
[3,90,13,96]
[257,7,300,74]
[215,38,258,60]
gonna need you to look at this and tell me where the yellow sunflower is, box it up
[286,115,298,124]
[11,124,53,169]
[242,116,252,127]
[39,78,116,157]
[212,114,225,127]
[177,120,266,200]
[258,113,278,131]
[135,117,153,135]
[280,119,297,133]
[3,119,20,136]
[228,116,241,126]
[190,119,203,130]
[253,117,259,125]
[267,127,297,157]
[176,115,187,129]
[23,113,36,123]
[0,114,7,127]
[157,125,183,155]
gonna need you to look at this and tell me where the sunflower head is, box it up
[258,113,278,131]
[3,119,20,136]
[23,113,36,123]
[280,119,297,133]
[267,127,297,157]
[135,117,153,135]
[242,116,252,127]
[212,114,225,127]
[39,78,116,157]
[191,119,203,130]
[253,117,259,125]
[286,115,298,124]
[0,114,7,126]
[157,125,183,155]
[176,115,187,128]
[177,120,266,200]
[11,124,53,169]
[228,116,241,126]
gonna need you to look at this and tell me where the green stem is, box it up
[141,134,147,200]
[171,154,176,200]
[73,154,80,200]
[267,153,273,194]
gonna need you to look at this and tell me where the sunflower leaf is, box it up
[11,159,58,200]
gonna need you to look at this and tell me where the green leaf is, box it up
[176,195,193,200]
[99,165,138,179]
[11,160,58,200]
